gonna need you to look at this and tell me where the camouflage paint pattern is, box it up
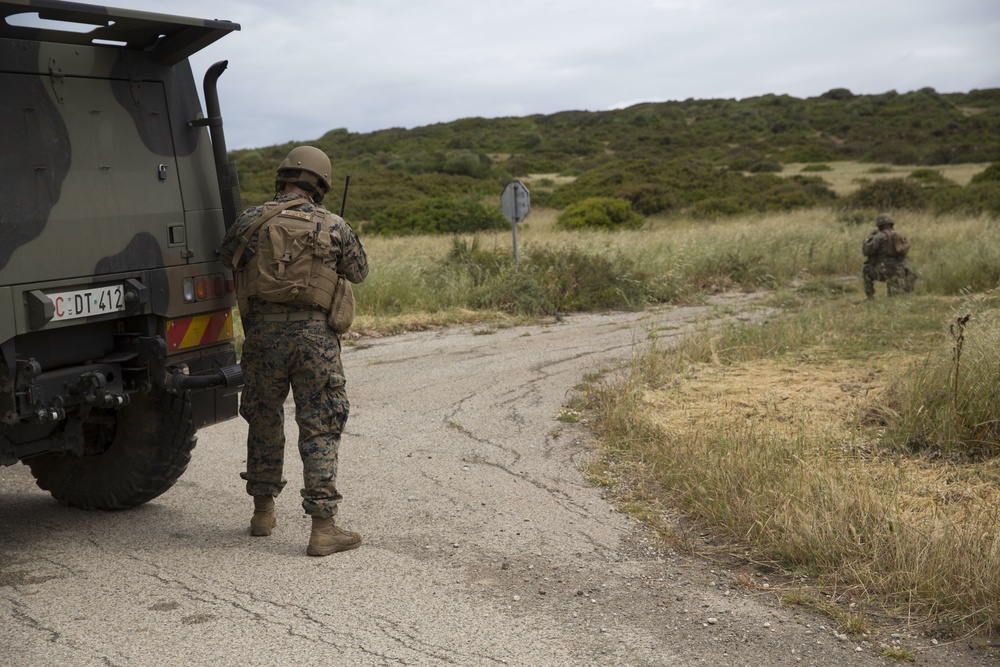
[220,190,368,518]
[1,2,241,462]
[0,1,240,348]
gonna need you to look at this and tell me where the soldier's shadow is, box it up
[0,491,309,561]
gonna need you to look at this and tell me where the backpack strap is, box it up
[231,198,308,269]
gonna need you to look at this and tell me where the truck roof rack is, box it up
[0,0,239,65]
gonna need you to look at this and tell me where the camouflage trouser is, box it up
[239,317,349,518]
[863,260,916,298]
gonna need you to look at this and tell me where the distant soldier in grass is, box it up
[862,213,916,299]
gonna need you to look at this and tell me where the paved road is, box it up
[0,296,989,666]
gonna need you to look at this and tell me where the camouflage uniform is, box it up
[219,193,368,519]
[862,218,915,299]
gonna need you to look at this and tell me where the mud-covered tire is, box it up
[27,388,197,510]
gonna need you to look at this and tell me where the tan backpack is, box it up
[884,229,911,258]
[232,200,354,333]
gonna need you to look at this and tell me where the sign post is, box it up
[500,180,530,264]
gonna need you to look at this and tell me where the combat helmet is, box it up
[876,213,895,228]
[275,146,332,202]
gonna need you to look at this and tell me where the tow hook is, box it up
[70,371,130,409]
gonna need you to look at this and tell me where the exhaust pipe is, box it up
[201,60,243,231]
[171,364,243,391]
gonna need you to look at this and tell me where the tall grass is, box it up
[886,294,1000,458]
[354,209,1000,331]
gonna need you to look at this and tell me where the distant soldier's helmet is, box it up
[876,213,895,228]
[275,146,332,202]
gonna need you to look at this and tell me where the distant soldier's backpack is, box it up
[884,229,911,258]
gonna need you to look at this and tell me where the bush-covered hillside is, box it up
[230,87,1000,229]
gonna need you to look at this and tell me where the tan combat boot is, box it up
[250,496,277,536]
[307,517,362,556]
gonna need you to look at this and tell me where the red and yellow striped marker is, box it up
[166,310,234,351]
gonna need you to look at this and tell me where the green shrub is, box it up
[367,196,507,235]
[442,151,492,178]
[847,178,928,211]
[761,182,821,210]
[971,162,1000,184]
[908,169,956,188]
[868,140,921,165]
[615,184,680,215]
[747,160,783,173]
[727,156,759,172]
[550,159,836,218]
[930,182,1000,217]
[789,175,838,202]
[528,188,553,208]
[783,146,841,163]
[447,136,474,150]
[728,108,766,130]
[385,152,446,174]
[475,269,553,315]
[729,158,783,173]
[846,99,874,116]
[556,197,644,230]
[690,197,751,219]
[438,240,677,315]
[523,245,671,311]
[519,131,542,149]
[801,163,833,172]
[821,88,855,101]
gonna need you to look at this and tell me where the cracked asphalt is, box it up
[1,295,995,666]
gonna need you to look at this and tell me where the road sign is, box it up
[500,181,530,224]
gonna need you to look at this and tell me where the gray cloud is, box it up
[91,0,1000,148]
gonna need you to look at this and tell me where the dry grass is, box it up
[523,173,578,188]
[586,324,1000,634]
[642,356,886,442]
[355,206,999,323]
[643,352,1000,527]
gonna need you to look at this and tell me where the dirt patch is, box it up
[525,172,577,187]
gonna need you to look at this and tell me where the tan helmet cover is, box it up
[276,146,333,197]
[876,213,895,228]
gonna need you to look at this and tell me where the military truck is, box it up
[0,1,245,509]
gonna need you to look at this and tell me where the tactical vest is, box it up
[232,201,340,314]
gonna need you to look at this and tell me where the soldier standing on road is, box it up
[862,213,916,299]
[219,146,368,556]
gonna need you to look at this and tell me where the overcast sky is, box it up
[61,1,1000,149]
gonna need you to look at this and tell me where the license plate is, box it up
[50,284,126,321]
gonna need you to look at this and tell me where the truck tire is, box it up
[27,388,197,510]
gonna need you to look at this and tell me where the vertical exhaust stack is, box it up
[202,60,242,230]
